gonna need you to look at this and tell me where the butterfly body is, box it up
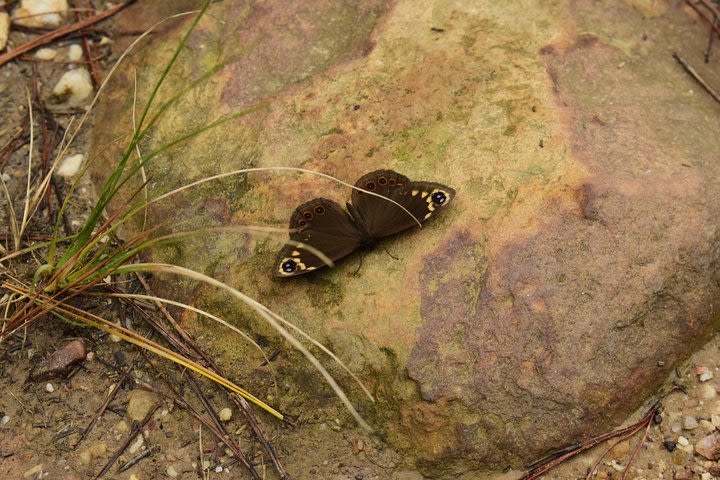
[274,169,455,277]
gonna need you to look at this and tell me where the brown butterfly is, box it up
[274,169,455,277]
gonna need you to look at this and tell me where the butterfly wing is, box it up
[350,169,456,239]
[273,198,364,277]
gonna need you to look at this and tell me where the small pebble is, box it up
[701,472,713,480]
[51,68,93,106]
[684,416,699,430]
[678,436,690,446]
[352,438,365,455]
[45,383,54,393]
[702,384,718,399]
[128,434,144,454]
[214,465,223,473]
[218,407,232,422]
[166,466,178,478]
[12,0,68,28]
[0,12,9,52]
[67,44,83,61]
[609,459,625,472]
[701,371,715,382]
[611,440,630,459]
[23,464,43,479]
[1,415,9,426]
[56,153,84,178]
[1,172,10,183]
[672,423,682,433]
[696,432,720,460]
[701,419,716,432]
[126,389,159,422]
[129,475,139,480]
[30,339,87,381]
[35,48,57,61]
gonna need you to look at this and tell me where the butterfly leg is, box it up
[382,246,399,261]
[348,251,367,277]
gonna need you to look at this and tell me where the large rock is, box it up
[91,0,720,475]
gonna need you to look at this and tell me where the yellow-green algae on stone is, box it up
[91,0,720,476]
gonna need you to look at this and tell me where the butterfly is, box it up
[273,169,456,277]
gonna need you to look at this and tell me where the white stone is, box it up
[219,407,232,422]
[23,464,43,478]
[702,383,718,399]
[166,466,178,478]
[684,416,699,430]
[35,48,57,60]
[128,434,144,454]
[678,436,690,446]
[0,173,10,183]
[0,12,9,52]
[51,68,93,106]
[45,383,54,393]
[67,44,83,61]
[12,0,68,28]
[701,371,715,382]
[56,153,84,177]
[1,415,9,425]
[701,473,712,480]
[712,414,720,427]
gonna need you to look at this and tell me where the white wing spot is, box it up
[424,212,432,220]
[421,191,428,198]
[411,190,419,196]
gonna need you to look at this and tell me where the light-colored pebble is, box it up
[45,382,54,393]
[214,465,223,473]
[684,416,699,430]
[78,449,92,465]
[12,0,68,28]
[712,415,720,428]
[56,153,84,177]
[609,459,625,472]
[703,384,718,399]
[0,12,9,52]
[35,48,57,60]
[23,464,43,478]
[678,436,690,446]
[126,389,159,422]
[0,172,10,183]
[696,432,720,460]
[672,423,682,433]
[51,68,93,106]
[701,370,715,382]
[611,440,630,459]
[67,44,83,61]
[129,475,139,480]
[701,419,717,432]
[166,466,178,478]
[128,434,144,454]
[1,415,9,425]
[701,472,713,480]
[219,407,232,422]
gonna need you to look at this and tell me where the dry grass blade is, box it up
[115,263,374,431]
[3,282,287,421]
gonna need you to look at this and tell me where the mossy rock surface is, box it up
[91,0,720,475]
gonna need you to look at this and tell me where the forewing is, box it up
[273,198,363,277]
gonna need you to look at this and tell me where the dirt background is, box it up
[2,2,720,480]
